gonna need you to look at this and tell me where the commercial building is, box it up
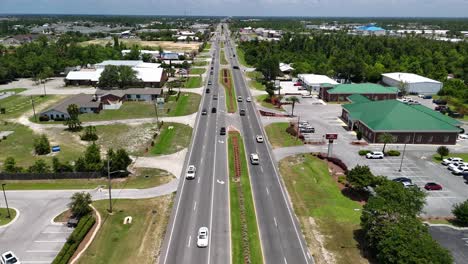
[355,25,386,36]
[297,74,338,91]
[65,60,167,88]
[319,83,398,102]
[40,94,102,120]
[381,72,442,95]
[341,95,462,145]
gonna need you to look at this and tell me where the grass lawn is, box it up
[166,92,201,116]
[190,68,206,75]
[77,195,174,264]
[279,154,366,264]
[148,122,192,155]
[220,69,237,113]
[433,153,468,162]
[203,43,211,51]
[1,88,27,93]
[256,94,284,111]
[236,47,252,67]
[228,132,263,264]
[0,122,83,167]
[0,94,62,119]
[264,122,303,148]
[249,80,265,91]
[0,208,17,226]
[193,61,208,67]
[2,168,174,190]
[185,77,202,88]
[220,50,228,65]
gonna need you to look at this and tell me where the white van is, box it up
[250,153,259,165]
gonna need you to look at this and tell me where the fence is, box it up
[0,172,102,180]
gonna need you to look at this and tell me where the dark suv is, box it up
[220,127,226,135]
[240,109,246,116]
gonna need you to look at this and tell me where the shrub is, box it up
[34,134,51,155]
[80,126,98,141]
[386,150,401,156]
[452,199,468,226]
[358,150,371,156]
[338,175,347,185]
[39,115,49,122]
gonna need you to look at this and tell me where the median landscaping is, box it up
[264,122,303,148]
[220,50,228,65]
[0,208,16,227]
[220,69,237,113]
[279,154,366,264]
[228,132,263,264]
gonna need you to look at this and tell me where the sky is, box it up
[1,0,468,17]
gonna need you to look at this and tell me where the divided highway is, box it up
[159,26,230,264]
[223,25,313,264]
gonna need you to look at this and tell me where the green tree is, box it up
[98,65,119,88]
[65,104,82,131]
[80,126,98,141]
[34,134,51,155]
[265,81,276,99]
[437,146,450,160]
[84,143,102,172]
[118,66,138,88]
[346,165,375,190]
[286,96,300,116]
[356,131,363,141]
[74,157,86,172]
[107,148,132,173]
[452,199,468,225]
[28,159,51,173]
[2,157,22,173]
[52,157,73,173]
[125,45,141,60]
[378,133,396,153]
[68,192,92,218]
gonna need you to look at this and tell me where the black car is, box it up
[240,109,246,116]
[211,66,214,70]
[212,107,217,113]
[220,127,226,135]
[213,94,218,100]
[233,66,239,69]
[210,71,213,75]
[206,89,210,94]
[432,99,447,105]
[449,112,464,118]
[201,109,207,115]
[208,81,212,85]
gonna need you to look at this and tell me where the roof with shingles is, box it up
[327,83,398,94]
[343,99,461,132]
[42,94,100,114]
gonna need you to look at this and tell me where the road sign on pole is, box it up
[325,134,338,157]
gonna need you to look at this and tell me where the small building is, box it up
[319,83,398,102]
[381,72,443,95]
[355,25,386,36]
[341,96,462,145]
[297,74,338,91]
[95,88,163,104]
[279,63,294,74]
[40,94,101,120]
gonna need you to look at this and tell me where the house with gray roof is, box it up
[40,94,102,120]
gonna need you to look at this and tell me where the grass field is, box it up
[94,123,155,155]
[77,195,174,264]
[220,69,237,113]
[0,94,62,119]
[220,50,228,65]
[193,61,208,67]
[0,208,16,226]
[264,122,302,148]
[34,93,200,123]
[190,68,206,75]
[149,122,192,155]
[203,43,212,51]
[0,122,84,167]
[279,154,366,264]
[228,132,263,264]
[2,168,174,190]
[249,80,265,91]
[185,77,202,88]
[236,47,252,67]
[255,94,284,111]
[433,153,468,162]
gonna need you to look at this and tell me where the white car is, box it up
[250,153,260,165]
[197,227,209,248]
[246,97,252,102]
[441,157,463,166]
[1,251,19,264]
[459,134,468,140]
[402,181,416,189]
[256,135,264,143]
[366,151,384,159]
[448,162,467,171]
[186,165,196,180]
[452,166,468,175]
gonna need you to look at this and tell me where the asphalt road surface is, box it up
[159,26,230,264]
[429,226,468,264]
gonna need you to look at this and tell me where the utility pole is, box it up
[107,158,112,213]
[153,100,160,130]
[31,96,37,122]
[398,143,407,172]
[1,184,11,218]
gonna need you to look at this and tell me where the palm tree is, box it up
[378,133,396,153]
[286,96,300,116]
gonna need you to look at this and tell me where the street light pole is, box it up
[398,143,407,172]
[1,184,11,218]
[107,158,112,213]
[31,96,37,122]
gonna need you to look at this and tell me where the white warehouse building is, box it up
[381,72,443,95]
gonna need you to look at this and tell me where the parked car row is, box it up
[441,157,468,176]
[1,251,19,264]
[392,177,443,191]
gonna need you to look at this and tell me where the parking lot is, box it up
[429,226,468,264]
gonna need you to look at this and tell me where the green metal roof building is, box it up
[341,99,461,145]
[320,83,399,102]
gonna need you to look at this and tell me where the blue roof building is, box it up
[356,25,386,35]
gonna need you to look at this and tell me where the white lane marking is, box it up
[266,187,270,195]
[198,177,201,184]
[34,240,66,243]
[274,217,278,227]
[187,235,192,247]
[307,252,312,259]
[284,257,288,264]
[193,202,197,211]
[201,157,204,163]
[260,166,264,173]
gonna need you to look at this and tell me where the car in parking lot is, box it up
[301,94,313,98]
[459,134,468,140]
[366,151,384,159]
[300,127,315,133]
[441,157,463,165]
[201,109,207,115]
[197,227,209,248]
[433,99,447,105]
[256,135,264,143]
[393,177,412,184]
[452,166,468,175]
[239,109,246,116]
[210,71,213,75]
[424,182,443,191]
[250,153,260,165]
[220,127,226,135]
[401,181,417,189]
[1,251,19,264]
[448,161,467,171]
[233,66,239,69]
[186,165,196,179]
[237,96,243,102]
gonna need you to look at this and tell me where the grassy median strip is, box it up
[220,50,228,65]
[279,154,366,264]
[77,195,173,264]
[264,122,302,148]
[220,69,237,113]
[228,132,263,264]
[0,208,17,226]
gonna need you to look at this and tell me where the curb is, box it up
[424,222,468,230]
[0,207,20,229]
[69,204,102,264]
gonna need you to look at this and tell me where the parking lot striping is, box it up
[197,177,201,184]
[266,187,270,195]
[187,235,192,247]
[34,240,67,243]
[273,217,278,227]
[193,202,197,211]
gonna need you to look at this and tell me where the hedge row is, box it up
[52,214,96,264]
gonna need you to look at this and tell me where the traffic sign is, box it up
[325,133,338,140]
